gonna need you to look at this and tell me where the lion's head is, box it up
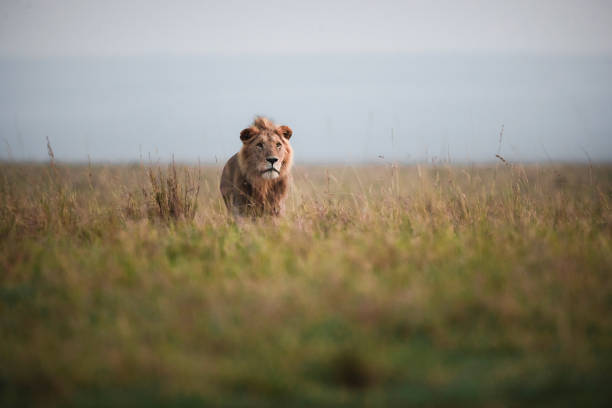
[238,117,293,182]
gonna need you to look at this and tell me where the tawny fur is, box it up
[220,117,293,217]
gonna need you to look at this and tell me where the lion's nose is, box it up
[266,157,278,165]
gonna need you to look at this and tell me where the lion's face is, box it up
[239,122,293,182]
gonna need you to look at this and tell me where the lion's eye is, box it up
[256,143,263,149]
[276,143,282,149]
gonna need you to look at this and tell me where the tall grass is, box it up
[144,159,201,222]
[0,158,611,407]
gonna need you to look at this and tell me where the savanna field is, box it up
[1,159,611,407]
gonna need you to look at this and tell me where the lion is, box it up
[220,116,293,217]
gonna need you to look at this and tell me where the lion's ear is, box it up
[240,128,254,142]
[278,125,292,140]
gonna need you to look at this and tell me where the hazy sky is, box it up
[1,1,611,163]
[2,0,612,57]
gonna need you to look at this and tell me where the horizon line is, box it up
[2,50,612,61]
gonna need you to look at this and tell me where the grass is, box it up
[0,159,611,407]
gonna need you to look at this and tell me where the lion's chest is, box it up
[240,179,286,215]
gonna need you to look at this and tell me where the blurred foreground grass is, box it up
[1,161,611,407]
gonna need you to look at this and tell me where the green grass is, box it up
[1,161,611,407]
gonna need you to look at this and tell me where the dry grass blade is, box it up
[144,159,201,222]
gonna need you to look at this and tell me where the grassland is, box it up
[1,160,611,407]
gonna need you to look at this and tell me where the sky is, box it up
[0,0,611,163]
[2,0,612,57]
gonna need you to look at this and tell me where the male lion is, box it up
[220,117,293,217]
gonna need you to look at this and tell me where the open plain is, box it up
[1,160,611,406]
